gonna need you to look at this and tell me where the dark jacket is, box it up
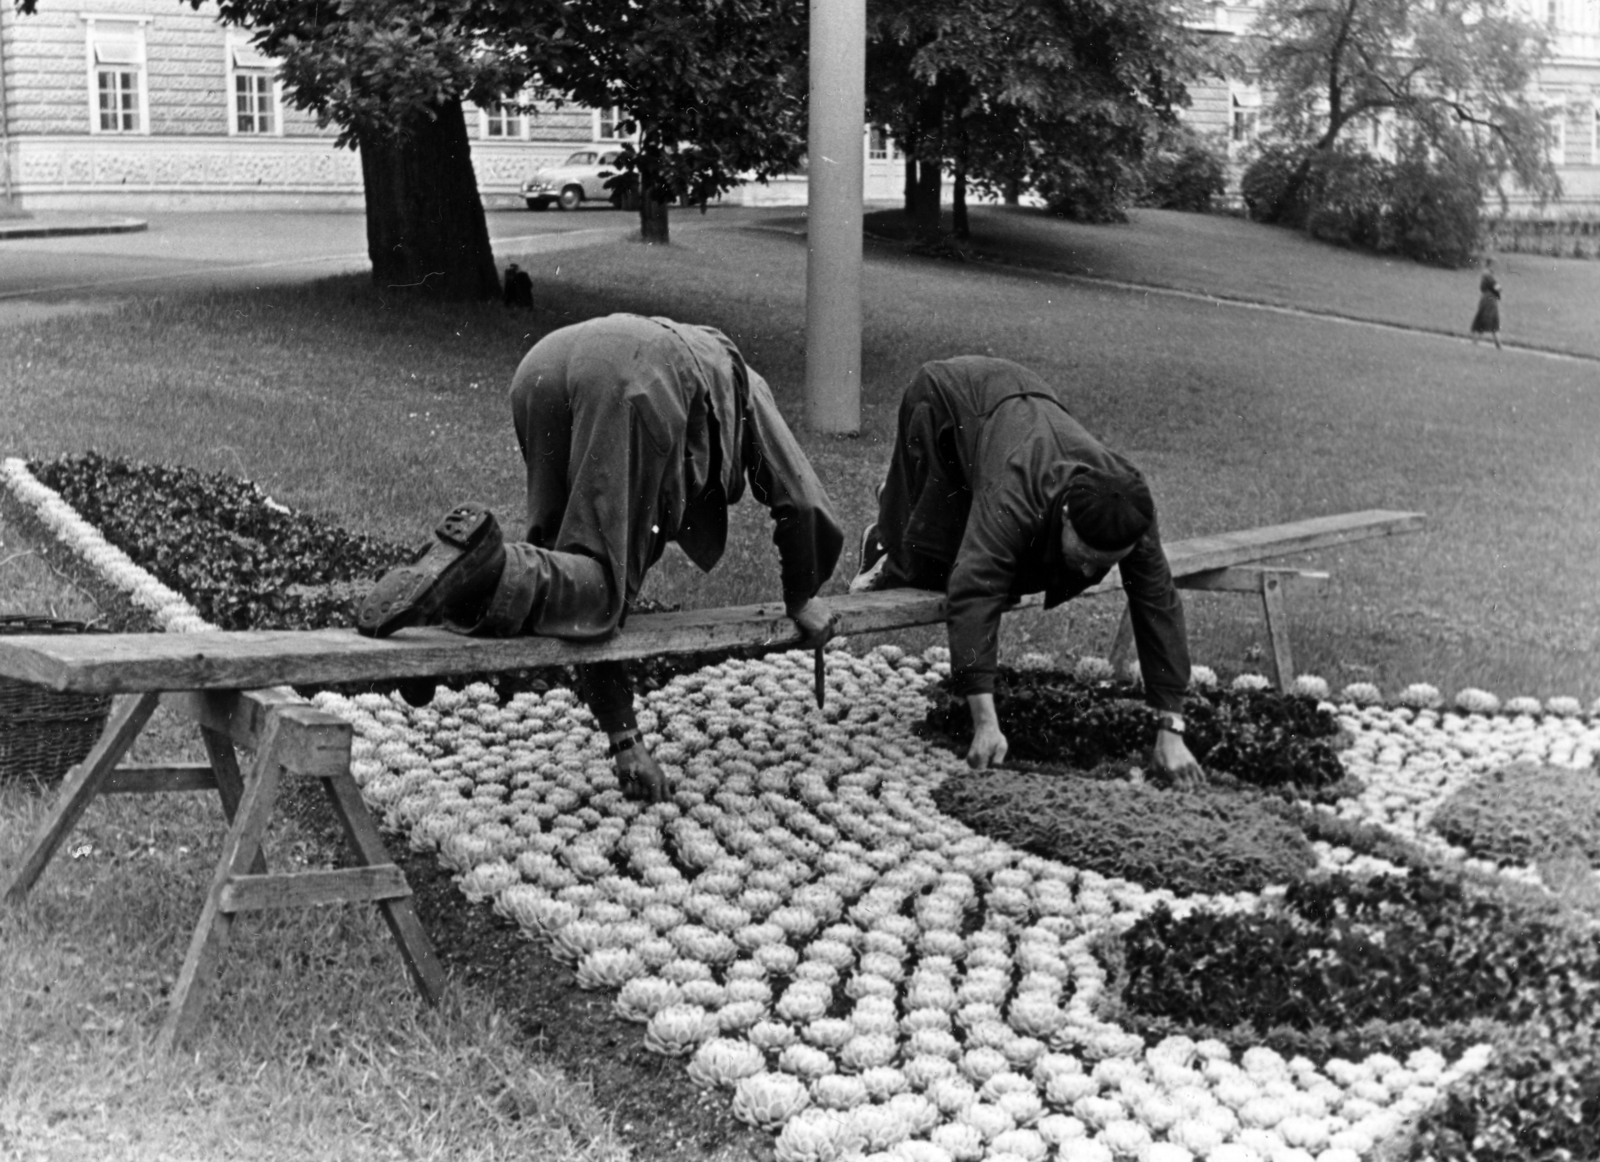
[509,314,843,637]
[893,357,1190,710]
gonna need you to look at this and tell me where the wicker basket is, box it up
[0,616,113,791]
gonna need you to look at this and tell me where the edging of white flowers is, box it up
[1,457,216,633]
[19,464,1600,1162]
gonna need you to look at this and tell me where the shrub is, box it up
[1137,126,1228,213]
[932,769,1317,896]
[922,668,1350,794]
[1239,142,1309,224]
[31,451,411,630]
[1303,147,1390,250]
[1036,154,1137,224]
[1430,763,1600,868]
[1387,150,1486,268]
[1116,869,1600,1071]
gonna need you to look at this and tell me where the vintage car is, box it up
[520,147,634,211]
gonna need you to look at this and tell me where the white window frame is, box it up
[1230,86,1261,153]
[594,106,636,143]
[479,101,527,140]
[227,38,283,136]
[1546,103,1567,167]
[83,16,150,136]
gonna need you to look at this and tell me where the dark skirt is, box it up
[1471,292,1500,335]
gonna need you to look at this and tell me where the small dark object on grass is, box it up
[502,263,534,308]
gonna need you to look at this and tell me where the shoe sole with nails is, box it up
[356,505,503,638]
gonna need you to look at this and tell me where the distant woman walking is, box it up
[1470,258,1502,350]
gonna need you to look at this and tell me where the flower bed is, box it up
[7,453,1600,1162]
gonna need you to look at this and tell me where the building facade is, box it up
[1182,0,1600,215]
[0,0,907,210]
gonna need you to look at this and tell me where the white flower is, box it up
[1188,665,1219,691]
[850,1101,914,1151]
[1167,1117,1225,1156]
[1145,1145,1193,1162]
[812,1073,871,1111]
[1096,1119,1152,1159]
[1453,687,1501,714]
[927,1075,979,1115]
[1057,1140,1113,1162]
[840,1034,900,1072]
[958,1102,1015,1141]
[1289,674,1330,699]
[1074,657,1116,683]
[862,1066,912,1102]
[780,1043,839,1081]
[1397,682,1442,709]
[930,1121,986,1162]
[1339,682,1382,706]
[733,1071,812,1130]
[990,1128,1049,1161]
[687,1038,766,1088]
[643,1004,715,1057]
[1232,673,1271,693]
[575,947,646,990]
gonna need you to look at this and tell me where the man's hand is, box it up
[615,742,673,803]
[1153,730,1205,788]
[966,693,1009,770]
[790,597,837,650]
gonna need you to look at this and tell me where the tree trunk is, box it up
[912,156,942,239]
[358,98,500,301]
[952,165,969,240]
[1004,177,1021,206]
[903,157,920,217]
[636,128,671,243]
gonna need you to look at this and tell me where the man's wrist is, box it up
[1155,711,1186,736]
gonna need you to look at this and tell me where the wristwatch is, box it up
[1155,712,1187,736]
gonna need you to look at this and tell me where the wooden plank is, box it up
[157,715,286,1052]
[2,692,161,905]
[164,690,352,776]
[218,866,411,913]
[1260,572,1296,690]
[0,510,1425,695]
[200,727,267,877]
[1179,566,1329,594]
[101,763,218,794]
[320,771,447,1005]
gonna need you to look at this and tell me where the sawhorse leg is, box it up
[3,692,161,905]
[157,696,445,1050]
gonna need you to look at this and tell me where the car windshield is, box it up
[566,152,596,166]
[600,152,622,165]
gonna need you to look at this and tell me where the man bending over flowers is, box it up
[851,356,1204,783]
[358,314,844,802]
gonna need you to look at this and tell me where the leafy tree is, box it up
[1249,0,1558,222]
[197,0,533,300]
[867,0,1197,232]
[498,0,809,243]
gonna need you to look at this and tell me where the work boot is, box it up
[356,505,506,638]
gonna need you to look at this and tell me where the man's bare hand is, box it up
[965,692,1009,770]
[790,598,837,650]
[1153,731,1205,788]
[967,722,1009,770]
[616,743,673,803]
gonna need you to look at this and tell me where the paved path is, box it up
[0,208,639,324]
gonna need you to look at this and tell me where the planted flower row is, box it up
[5,453,1600,1162]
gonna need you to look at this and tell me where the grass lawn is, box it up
[862,204,1600,361]
[2,207,1599,1160]
[5,210,1597,700]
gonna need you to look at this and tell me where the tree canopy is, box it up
[495,0,810,243]
[1251,0,1559,208]
[868,0,1199,227]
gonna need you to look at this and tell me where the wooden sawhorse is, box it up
[1110,565,1331,691]
[2,684,445,1051]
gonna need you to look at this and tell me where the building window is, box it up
[86,20,146,134]
[229,42,279,135]
[869,125,890,160]
[1231,94,1260,147]
[1547,106,1567,167]
[596,106,633,142]
[482,103,525,139]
